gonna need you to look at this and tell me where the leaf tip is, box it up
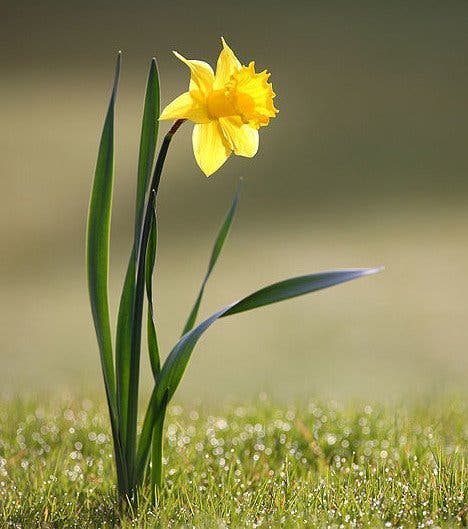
[362,267,384,276]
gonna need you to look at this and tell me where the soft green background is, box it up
[1,2,467,401]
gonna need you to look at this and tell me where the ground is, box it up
[0,396,466,528]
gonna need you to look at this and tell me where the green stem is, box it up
[125,119,186,490]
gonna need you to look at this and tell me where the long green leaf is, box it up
[136,267,380,477]
[146,203,160,378]
[136,58,160,236]
[150,390,168,495]
[142,67,162,380]
[115,59,160,457]
[136,390,166,482]
[181,181,241,335]
[115,253,135,443]
[124,60,161,485]
[86,53,129,492]
[86,52,120,415]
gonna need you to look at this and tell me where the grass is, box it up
[0,396,466,528]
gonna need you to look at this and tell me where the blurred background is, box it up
[1,1,467,402]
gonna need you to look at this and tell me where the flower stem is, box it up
[125,119,186,491]
[137,118,186,289]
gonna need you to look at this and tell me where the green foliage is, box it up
[86,53,120,411]
[86,53,127,492]
[146,207,160,379]
[0,397,466,528]
[86,54,379,503]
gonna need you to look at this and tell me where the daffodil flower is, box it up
[159,38,278,176]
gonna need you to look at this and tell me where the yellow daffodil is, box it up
[160,38,278,176]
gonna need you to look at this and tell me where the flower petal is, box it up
[214,37,242,90]
[192,122,231,176]
[173,51,214,96]
[160,91,210,123]
[219,116,259,158]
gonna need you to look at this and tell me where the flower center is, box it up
[206,90,237,119]
[233,92,256,122]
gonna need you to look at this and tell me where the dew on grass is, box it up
[0,399,466,527]
[169,405,183,416]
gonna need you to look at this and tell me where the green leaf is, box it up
[114,58,160,465]
[135,58,160,237]
[115,253,135,444]
[136,267,380,476]
[86,52,121,416]
[221,270,379,316]
[86,53,129,493]
[165,268,380,400]
[149,391,169,495]
[136,389,166,483]
[181,181,241,335]
[124,59,161,485]
[146,203,160,378]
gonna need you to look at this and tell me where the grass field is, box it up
[0,396,466,528]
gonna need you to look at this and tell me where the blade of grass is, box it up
[181,181,241,335]
[136,267,381,479]
[86,52,128,492]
